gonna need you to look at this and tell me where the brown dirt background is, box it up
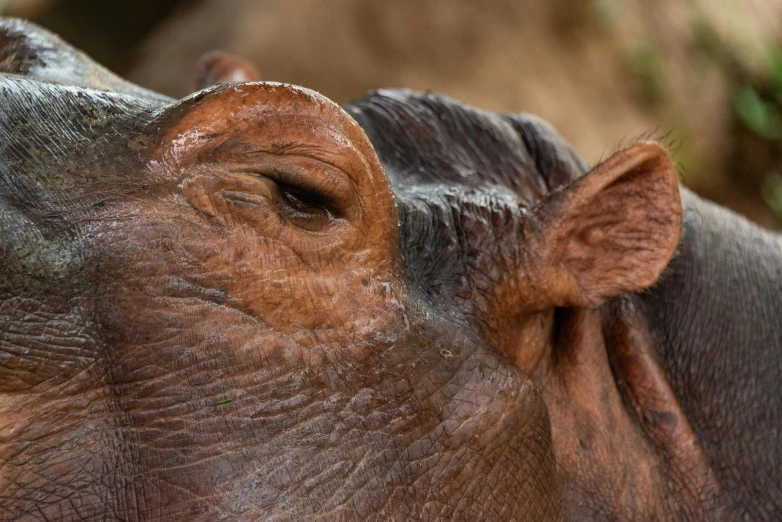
[6,0,782,228]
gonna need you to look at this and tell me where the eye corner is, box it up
[215,158,359,231]
[280,185,333,212]
[274,183,340,232]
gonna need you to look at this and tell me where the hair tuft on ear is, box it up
[531,141,683,308]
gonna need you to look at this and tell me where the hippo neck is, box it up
[637,187,782,518]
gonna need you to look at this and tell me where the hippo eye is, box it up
[277,184,333,231]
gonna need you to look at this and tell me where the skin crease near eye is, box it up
[220,171,337,233]
[2,18,780,520]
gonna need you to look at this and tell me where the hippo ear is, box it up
[531,142,682,308]
[194,51,260,90]
[0,18,170,103]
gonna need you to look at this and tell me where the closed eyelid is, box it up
[232,156,360,215]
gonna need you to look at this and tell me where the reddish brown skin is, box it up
[1,18,780,521]
[194,50,261,89]
[0,21,557,521]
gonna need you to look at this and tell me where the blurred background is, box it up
[3,0,780,228]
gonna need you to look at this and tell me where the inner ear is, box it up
[194,51,260,90]
[534,142,683,307]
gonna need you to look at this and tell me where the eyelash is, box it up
[280,186,329,212]
[275,184,335,229]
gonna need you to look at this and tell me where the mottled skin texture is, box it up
[0,19,779,521]
[638,192,782,520]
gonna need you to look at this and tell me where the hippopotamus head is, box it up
[0,19,713,521]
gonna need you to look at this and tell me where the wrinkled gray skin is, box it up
[351,94,782,520]
[639,194,782,519]
[0,18,780,521]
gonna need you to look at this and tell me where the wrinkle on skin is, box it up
[603,299,724,519]
[0,18,171,103]
[1,23,779,520]
[0,72,558,519]
[639,191,782,519]
[348,89,767,520]
[538,308,673,520]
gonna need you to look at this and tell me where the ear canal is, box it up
[0,18,170,103]
[532,141,683,308]
[194,51,260,90]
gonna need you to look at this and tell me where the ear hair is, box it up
[592,131,684,174]
[528,142,683,308]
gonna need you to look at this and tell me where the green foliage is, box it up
[689,6,782,223]
[769,48,782,104]
[590,0,624,29]
[734,86,780,139]
[626,39,666,104]
[691,15,721,60]
[762,172,782,218]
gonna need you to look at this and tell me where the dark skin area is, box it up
[0,19,780,521]
[637,192,782,520]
